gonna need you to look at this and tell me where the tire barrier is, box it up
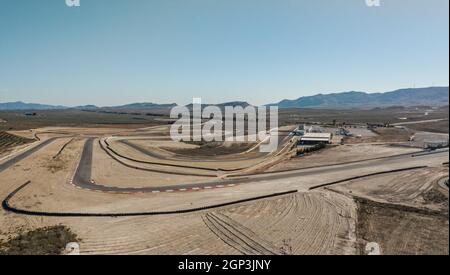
[77,147,435,194]
[231,149,430,178]
[309,166,428,190]
[119,139,266,170]
[104,139,241,172]
[98,139,218,178]
[53,138,75,159]
[72,139,248,193]
[2,181,298,218]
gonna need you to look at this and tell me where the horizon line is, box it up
[1,85,448,108]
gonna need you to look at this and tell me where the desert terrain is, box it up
[0,107,448,255]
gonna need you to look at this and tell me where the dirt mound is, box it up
[169,141,256,157]
[0,131,34,153]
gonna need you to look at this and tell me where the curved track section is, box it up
[107,138,269,172]
[101,139,219,175]
[71,138,444,194]
[119,139,269,162]
[2,182,297,217]
[105,139,222,172]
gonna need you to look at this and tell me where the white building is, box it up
[300,133,332,145]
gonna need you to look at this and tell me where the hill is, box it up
[272,87,449,109]
[0,101,67,110]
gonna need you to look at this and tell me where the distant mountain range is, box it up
[1,87,448,111]
[103,102,177,110]
[0,102,176,111]
[186,101,252,110]
[270,87,449,109]
[0,101,67,110]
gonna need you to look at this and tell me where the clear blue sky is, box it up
[0,0,448,106]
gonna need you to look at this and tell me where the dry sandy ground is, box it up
[217,191,357,255]
[331,167,449,212]
[356,198,448,255]
[268,143,420,172]
[407,120,449,134]
[35,126,141,137]
[410,131,449,147]
[346,127,379,137]
[0,131,37,159]
[92,140,211,188]
[0,125,448,255]
[0,135,357,254]
[3,193,358,255]
[329,168,449,255]
[345,127,413,144]
[0,142,35,161]
[6,130,36,140]
[107,138,272,171]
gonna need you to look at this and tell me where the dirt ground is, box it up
[356,198,448,255]
[168,141,256,157]
[331,167,449,212]
[406,120,449,134]
[106,138,273,171]
[344,127,413,144]
[0,121,448,255]
[1,192,357,255]
[329,167,449,255]
[0,131,35,156]
[268,143,420,172]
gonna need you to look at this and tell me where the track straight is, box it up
[0,138,58,174]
